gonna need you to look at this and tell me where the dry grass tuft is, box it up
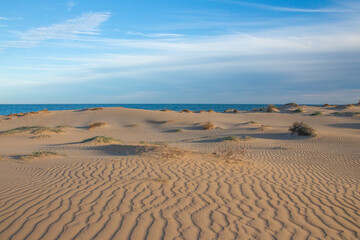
[173,128,183,132]
[20,151,62,161]
[322,104,330,107]
[222,136,239,141]
[203,121,216,130]
[0,126,67,135]
[311,111,322,116]
[180,109,192,113]
[293,108,303,113]
[289,122,317,137]
[32,135,51,139]
[82,136,121,144]
[88,122,107,129]
[207,109,215,113]
[266,105,279,112]
[258,125,270,131]
[127,124,141,127]
[160,109,172,112]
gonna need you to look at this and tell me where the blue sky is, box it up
[0,0,359,104]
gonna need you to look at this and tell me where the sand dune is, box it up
[0,106,359,239]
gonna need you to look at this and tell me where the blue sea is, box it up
[0,104,273,116]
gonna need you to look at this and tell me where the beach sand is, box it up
[0,105,359,239]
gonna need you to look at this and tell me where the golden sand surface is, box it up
[0,105,359,239]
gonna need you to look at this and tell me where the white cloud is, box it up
[0,17,10,20]
[67,1,76,11]
[212,0,353,13]
[20,12,110,42]
[126,31,185,38]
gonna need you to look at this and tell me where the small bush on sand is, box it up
[258,125,270,131]
[293,108,303,113]
[222,136,239,141]
[21,151,61,161]
[311,111,322,116]
[160,109,171,112]
[289,122,317,137]
[81,136,121,144]
[88,122,107,129]
[241,136,253,141]
[207,109,214,113]
[266,105,279,112]
[203,121,216,130]
[233,109,239,113]
[173,128,183,132]
[180,109,191,113]
[322,104,330,107]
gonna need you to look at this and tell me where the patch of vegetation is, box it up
[322,104,330,107]
[82,136,121,144]
[21,151,61,161]
[332,112,360,117]
[266,105,279,112]
[289,122,317,137]
[311,111,322,116]
[32,135,51,139]
[139,141,163,146]
[258,125,270,131]
[207,109,214,113]
[0,126,67,135]
[241,136,253,141]
[293,108,303,113]
[222,136,239,141]
[160,109,171,112]
[180,109,191,113]
[199,110,206,113]
[203,121,216,130]
[173,128,183,132]
[88,122,107,129]
[233,109,239,113]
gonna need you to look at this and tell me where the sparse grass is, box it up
[203,121,216,130]
[180,109,191,113]
[160,109,171,112]
[139,141,164,146]
[81,136,121,144]
[311,111,322,116]
[289,122,317,137]
[222,136,239,141]
[266,105,279,112]
[0,126,67,135]
[332,112,360,117]
[173,128,183,132]
[20,151,61,161]
[233,109,239,113]
[207,109,214,113]
[249,121,257,124]
[88,122,107,129]
[293,108,303,113]
[258,125,270,131]
[322,104,330,107]
[241,136,253,141]
[32,135,51,139]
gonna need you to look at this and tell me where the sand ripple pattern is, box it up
[0,150,359,240]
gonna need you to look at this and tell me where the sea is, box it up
[0,104,273,116]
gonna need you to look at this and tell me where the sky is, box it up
[0,0,360,104]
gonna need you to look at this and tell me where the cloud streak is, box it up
[212,0,353,13]
[20,12,110,42]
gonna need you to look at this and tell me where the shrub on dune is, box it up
[180,109,191,113]
[289,122,317,137]
[293,108,303,113]
[203,121,216,130]
[88,122,107,129]
[266,105,279,112]
[21,151,61,161]
[81,136,121,144]
[311,111,322,116]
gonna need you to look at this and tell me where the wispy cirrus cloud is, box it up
[66,1,76,11]
[126,31,185,38]
[20,12,110,42]
[211,0,353,13]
